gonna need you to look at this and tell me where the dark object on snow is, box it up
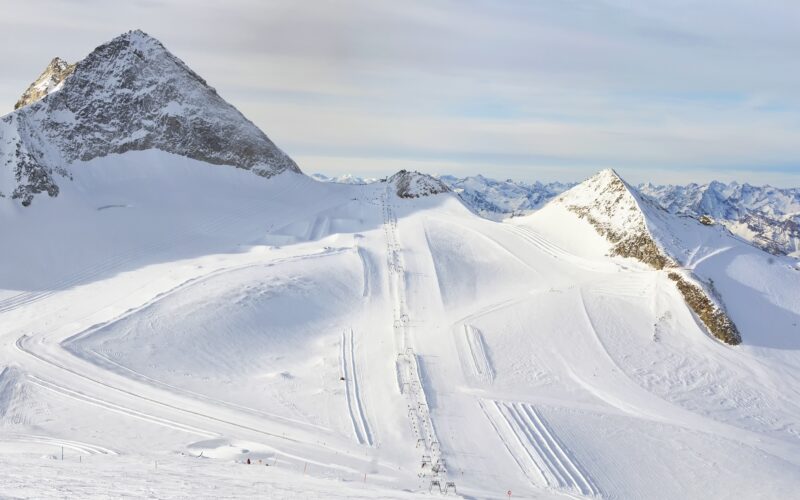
[246,458,251,465]
[340,376,346,381]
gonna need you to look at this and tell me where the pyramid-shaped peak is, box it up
[124,28,154,39]
[80,29,187,74]
[582,168,630,191]
[595,167,622,179]
[553,167,673,269]
[103,29,170,54]
[560,168,638,208]
[4,30,300,206]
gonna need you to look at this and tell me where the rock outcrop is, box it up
[387,170,449,199]
[14,57,76,110]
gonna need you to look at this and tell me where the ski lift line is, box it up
[380,191,447,485]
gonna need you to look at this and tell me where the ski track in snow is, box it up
[340,328,373,446]
[26,374,217,438]
[84,348,332,433]
[15,334,325,448]
[462,324,494,384]
[14,332,388,479]
[1,433,117,456]
[357,246,371,298]
[505,224,616,272]
[487,400,601,498]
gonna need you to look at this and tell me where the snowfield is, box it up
[1,149,800,499]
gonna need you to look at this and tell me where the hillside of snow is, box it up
[3,31,800,499]
[2,151,800,498]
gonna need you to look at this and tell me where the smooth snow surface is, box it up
[2,151,800,499]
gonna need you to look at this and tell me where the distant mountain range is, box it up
[314,172,800,258]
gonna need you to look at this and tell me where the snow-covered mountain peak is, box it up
[554,168,741,344]
[387,170,449,198]
[1,30,300,206]
[14,57,76,110]
[556,168,653,240]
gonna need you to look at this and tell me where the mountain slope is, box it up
[2,157,800,498]
[1,30,299,206]
[545,169,741,344]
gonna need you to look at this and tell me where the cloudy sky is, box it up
[1,0,799,186]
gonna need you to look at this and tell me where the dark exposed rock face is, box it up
[1,30,300,205]
[14,57,76,110]
[387,170,450,199]
[568,205,674,270]
[668,272,741,345]
[12,136,64,206]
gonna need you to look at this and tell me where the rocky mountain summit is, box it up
[558,169,674,269]
[14,57,76,110]
[556,169,741,345]
[386,170,449,198]
[1,30,300,206]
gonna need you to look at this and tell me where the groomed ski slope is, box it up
[1,150,800,498]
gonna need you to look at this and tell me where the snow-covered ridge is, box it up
[555,168,741,344]
[1,29,299,205]
[14,57,76,110]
